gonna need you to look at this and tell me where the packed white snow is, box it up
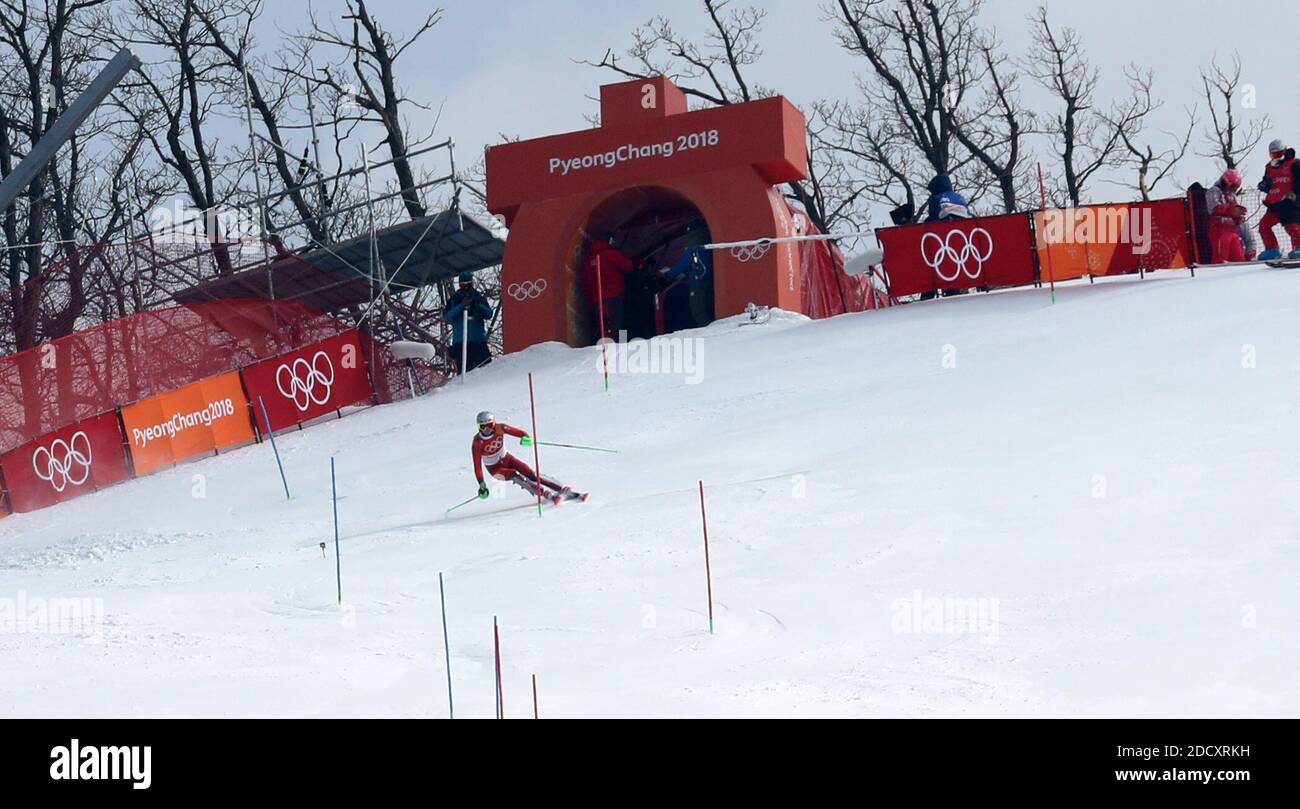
[2,264,1298,717]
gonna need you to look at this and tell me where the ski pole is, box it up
[530,439,618,454]
[446,494,479,514]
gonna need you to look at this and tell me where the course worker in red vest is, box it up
[1256,138,1300,260]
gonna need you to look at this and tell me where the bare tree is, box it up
[300,0,442,221]
[824,0,1032,219]
[114,0,243,272]
[585,3,766,106]
[1199,52,1269,171]
[1106,66,1196,200]
[829,0,973,178]
[0,0,143,349]
[814,98,927,219]
[947,33,1036,213]
[192,0,330,246]
[584,1,858,233]
[1025,6,1127,207]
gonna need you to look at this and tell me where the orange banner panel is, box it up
[121,372,254,476]
[200,373,255,450]
[1034,209,1118,281]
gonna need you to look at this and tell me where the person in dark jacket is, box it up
[581,234,635,341]
[920,174,972,299]
[923,174,971,223]
[1256,139,1300,260]
[443,270,494,373]
[661,245,714,332]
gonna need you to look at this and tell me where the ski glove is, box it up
[519,435,533,447]
[478,483,490,499]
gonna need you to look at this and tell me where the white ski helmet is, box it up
[476,410,496,427]
[1269,138,1288,154]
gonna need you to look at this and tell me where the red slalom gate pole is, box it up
[699,480,714,635]
[595,254,609,392]
[532,674,539,719]
[527,372,543,517]
[494,616,504,719]
[1037,162,1057,304]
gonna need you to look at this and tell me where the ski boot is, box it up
[1258,248,1282,261]
[1288,250,1300,260]
[559,486,589,503]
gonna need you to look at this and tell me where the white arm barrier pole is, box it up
[701,230,875,251]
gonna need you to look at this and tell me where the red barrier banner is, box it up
[1107,198,1192,274]
[120,372,255,476]
[878,213,1037,297]
[241,330,374,435]
[0,412,131,513]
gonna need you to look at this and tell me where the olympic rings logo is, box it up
[920,227,994,282]
[731,241,773,262]
[32,431,93,493]
[507,279,547,301]
[276,351,335,412]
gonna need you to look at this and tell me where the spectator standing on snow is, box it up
[443,270,494,373]
[1256,138,1300,260]
[1205,169,1255,263]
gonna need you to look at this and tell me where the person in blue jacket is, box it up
[921,174,972,299]
[443,270,494,373]
[661,244,714,332]
[923,174,971,223]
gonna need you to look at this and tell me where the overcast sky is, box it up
[261,0,1294,227]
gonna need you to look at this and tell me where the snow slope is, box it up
[3,264,1299,718]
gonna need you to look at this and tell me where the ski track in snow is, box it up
[2,265,1299,717]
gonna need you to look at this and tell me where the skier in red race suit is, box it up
[1256,138,1300,260]
[471,411,586,504]
[1205,169,1255,263]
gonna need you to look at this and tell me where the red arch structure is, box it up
[486,76,879,353]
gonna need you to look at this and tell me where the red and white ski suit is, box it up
[1205,183,1251,263]
[472,422,562,493]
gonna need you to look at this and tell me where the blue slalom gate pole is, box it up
[257,396,291,500]
[439,572,454,719]
[332,457,341,605]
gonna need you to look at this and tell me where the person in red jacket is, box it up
[1205,169,1254,263]
[581,234,635,341]
[1256,139,1300,260]
[471,411,585,504]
